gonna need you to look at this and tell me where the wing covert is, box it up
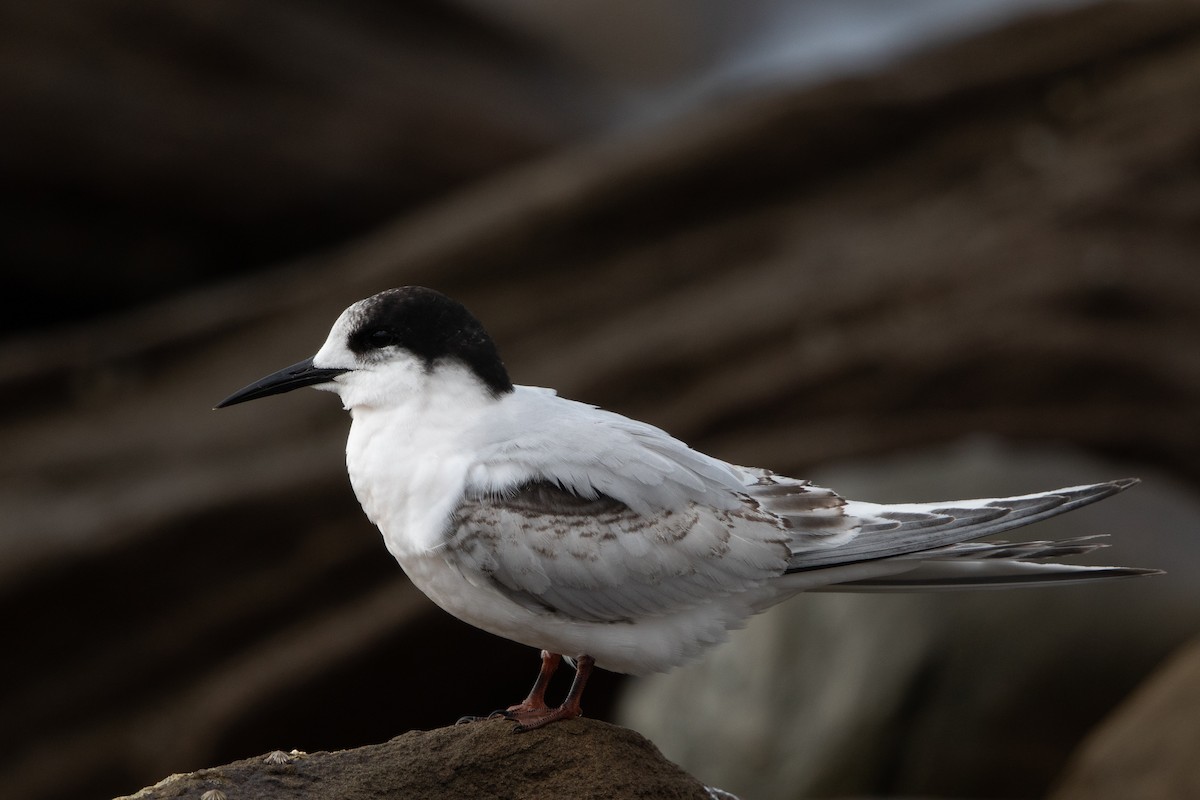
[444,480,791,624]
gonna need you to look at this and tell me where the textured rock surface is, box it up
[1050,636,1200,800]
[115,719,715,800]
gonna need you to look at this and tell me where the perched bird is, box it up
[217,286,1154,730]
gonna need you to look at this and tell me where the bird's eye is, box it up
[367,329,400,348]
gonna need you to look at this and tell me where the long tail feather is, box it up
[787,478,1139,572]
[814,559,1161,591]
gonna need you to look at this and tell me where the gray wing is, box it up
[783,479,1153,590]
[808,535,1158,590]
[456,389,875,623]
[786,479,1140,570]
[445,480,793,623]
[465,391,1147,605]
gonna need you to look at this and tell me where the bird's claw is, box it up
[455,709,520,724]
[455,714,489,725]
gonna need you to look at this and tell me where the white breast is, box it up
[343,365,496,558]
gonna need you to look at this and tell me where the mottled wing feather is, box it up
[743,474,859,542]
[445,481,791,624]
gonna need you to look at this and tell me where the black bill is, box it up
[215,357,348,408]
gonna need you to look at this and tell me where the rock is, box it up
[1050,636,1200,800]
[115,719,718,800]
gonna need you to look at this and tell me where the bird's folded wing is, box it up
[446,480,791,623]
[473,388,753,515]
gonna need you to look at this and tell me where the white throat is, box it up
[341,362,502,558]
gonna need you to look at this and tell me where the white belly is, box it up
[396,549,756,675]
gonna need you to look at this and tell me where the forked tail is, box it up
[783,479,1157,591]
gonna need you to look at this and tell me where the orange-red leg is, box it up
[458,651,596,730]
[506,654,595,732]
[504,650,561,715]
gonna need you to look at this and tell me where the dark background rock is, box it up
[2,2,1199,800]
[0,0,594,333]
[1050,636,1200,800]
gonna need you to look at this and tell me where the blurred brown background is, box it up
[2,1,1199,799]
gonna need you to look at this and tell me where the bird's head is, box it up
[216,287,513,411]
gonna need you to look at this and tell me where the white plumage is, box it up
[217,286,1152,727]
